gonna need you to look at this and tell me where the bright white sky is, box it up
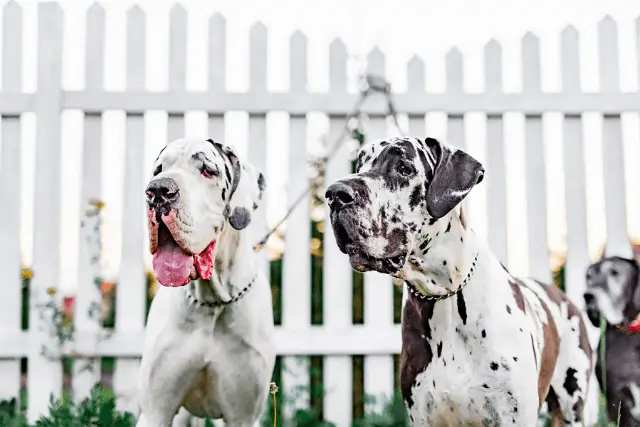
[4,0,640,293]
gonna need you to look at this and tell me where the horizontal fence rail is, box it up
[0,1,638,425]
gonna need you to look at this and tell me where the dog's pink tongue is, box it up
[152,237,193,288]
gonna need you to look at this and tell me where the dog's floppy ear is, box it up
[424,137,484,219]
[208,139,266,230]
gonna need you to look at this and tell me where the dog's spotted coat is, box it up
[326,137,593,426]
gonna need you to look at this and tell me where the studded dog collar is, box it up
[406,251,480,301]
[186,275,257,309]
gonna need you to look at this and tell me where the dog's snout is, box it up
[326,182,355,208]
[146,177,180,206]
[584,292,595,305]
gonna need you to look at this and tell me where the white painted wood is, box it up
[72,2,104,401]
[208,13,226,142]
[59,91,640,116]
[522,32,552,283]
[323,38,352,427]
[598,17,632,258]
[113,5,146,414]
[167,4,187,142]
[446,48,470,223]
[0,0,22,403]
[28,3,64,421]
[248,22,269,279]
[484,40,507,265]
[561,25,590,306]
[407,55,426,136]
[282,29,311,417]
[362,48,395,412]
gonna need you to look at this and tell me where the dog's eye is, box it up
[397,163,413,177]
[610,269,619,277]
[153,165,162,176]
[200,163,218,178]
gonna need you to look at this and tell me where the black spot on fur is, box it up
[224,164,232,183]
[457,292,467,325]
[513,357,518,362]
[490,362,498,371]
[506,305,512,314]
[429,218,437,226]
[221,188,226,201]
[482,384,489,389]
[563,368,580,396]
[445,221,452,233]
[443,260,447,266]
[409,185,422,210]
[437,341,443,357]
[481,330,486,338]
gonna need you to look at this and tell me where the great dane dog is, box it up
[326,136,593,426]
[136,137,275,427]
[584,256,640,426]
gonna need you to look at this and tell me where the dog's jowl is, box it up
[136,138,275,427]
[584,256,640,427]
[326,136,593,426]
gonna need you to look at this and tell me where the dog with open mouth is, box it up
[326,136,595,426]
[136,137,274,427]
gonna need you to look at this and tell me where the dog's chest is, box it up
[400,287,541,426]
[405,336,529,426]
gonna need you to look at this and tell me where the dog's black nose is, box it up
[146,177,179,206]
[326,181,355,208]
[584,292,595,305]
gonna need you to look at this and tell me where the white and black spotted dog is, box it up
[136,138,275,427]
[584,256,640,426]
[326,137,593,426]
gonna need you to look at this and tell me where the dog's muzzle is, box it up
[326,181,407,275]
[583,291,601,327]
[146,177,180,211]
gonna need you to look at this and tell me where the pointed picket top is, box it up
[209,13,226,91]
[3,0,21,19]
[407,55,425,91]
[210,12,226,26]
[290,30,307,92]
[87,1,104,20]
[560,25,580,92]
[598,15,616,32]
[250,21,267,40]
[169,3,188,90]
[484,39,502,92]
[126,5,146,90]
[446,47,463,92]
[85,1,105,90]
[598,15,619,91]
[2,0,21,89]
[366,47,385,75]
[329,38,347,92]
[522,32,541,91]
[249,21,267,90]
[127,4,145,22]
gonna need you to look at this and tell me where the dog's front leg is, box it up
[136,334,205,427]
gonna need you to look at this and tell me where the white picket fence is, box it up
[0,1,639,425]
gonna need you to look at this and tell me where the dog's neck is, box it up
[184,224,257,307]
[398,209,480,298]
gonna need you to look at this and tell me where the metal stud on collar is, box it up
[406,251,480,301]
[186,276,257,308]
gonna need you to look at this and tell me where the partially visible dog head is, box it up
[584,256,640,327]
[325,137,484,275]
[146,138,265,288]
